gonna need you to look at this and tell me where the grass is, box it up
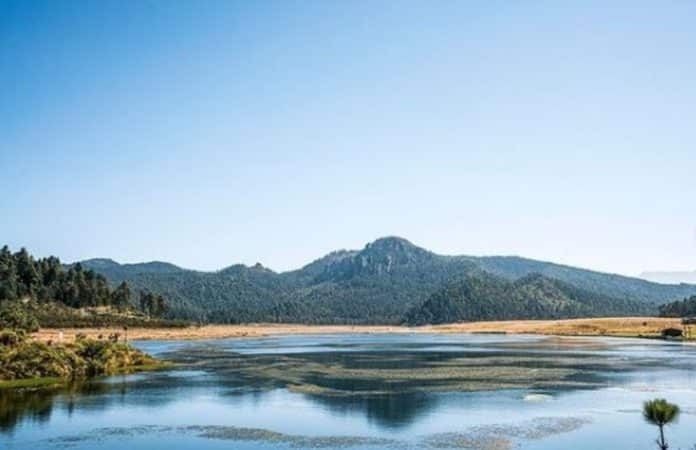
[431,317,690,339]
[0,377,65,390]
[111,361,176,374]
[0,361,175,390]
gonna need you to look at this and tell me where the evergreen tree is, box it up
[0,246,18,301]
[111,282,131,311]
[154,294,167,317]
[140,291,153,316]
[0,245,154,313]
[15,248,39,298]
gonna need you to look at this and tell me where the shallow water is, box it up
[2,334,696,449]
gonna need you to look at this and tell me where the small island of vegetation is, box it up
[0,246,173,388]
[0,329,167,389]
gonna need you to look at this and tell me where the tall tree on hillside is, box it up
[139,291,167,317]
[139,291,154,317]
[111,281,131,311]
[643,398,680,450]
[154,294,167,317]
[14,248,39,298]
[0,246,18,301]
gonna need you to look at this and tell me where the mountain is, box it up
[78,258,184,279]
[403,272,652,325]
[76,237,696,324]
[459,256,696,304]
[640,271,696,285]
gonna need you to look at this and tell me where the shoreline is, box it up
[32,317,687,342]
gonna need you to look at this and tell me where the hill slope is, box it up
[403,272,653,325]
[77,237,696,324]
[460,256,696,304]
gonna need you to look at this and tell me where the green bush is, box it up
[0,303,39,332]
[0,330,26,346]
[661,328,683,338]
[0,338,160,381]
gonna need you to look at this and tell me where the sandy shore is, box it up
[32,317,686,342]
[33,324,410,342]
[430,317,685,337]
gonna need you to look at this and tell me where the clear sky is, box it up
[1,0,695,276]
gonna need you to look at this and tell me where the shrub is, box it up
[661,328,683,338]
[0,303,39,332]
[0,330,27,346]
[0,338,159,381]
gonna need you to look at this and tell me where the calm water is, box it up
[1,334,695,449]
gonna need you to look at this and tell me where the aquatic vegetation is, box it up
[0,334,166,384]
[643,399,680,450]
[422,417,591,449]
[4,334,694,449]
[188,425,401,448]
[46,424,401,448]
[41,417,591,449]
[170,346,626,396]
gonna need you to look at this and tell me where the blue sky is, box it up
[1,0,695,276]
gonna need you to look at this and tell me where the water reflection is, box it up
[1,334,696,450]
[0,387,56,433]
[310,391,438,429]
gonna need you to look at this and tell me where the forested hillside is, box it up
[465,256,696,304]
[76,237,696,324]
[659,295,696,317]
[403,272,653,325]
[0,246,177,328]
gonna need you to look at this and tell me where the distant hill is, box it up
[77,258,185,278]
[640,270,696,285]
[77,236,696,324]
[403,272,652,325]
[460,256,696,304]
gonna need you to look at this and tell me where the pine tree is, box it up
[15,248,39,299]
[0,246,18,301]
[111,281,131,311]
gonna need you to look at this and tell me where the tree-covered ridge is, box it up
[403,272,653,325]
[458,255,696,304]
[75,237,695,325]
[658,296,696,317]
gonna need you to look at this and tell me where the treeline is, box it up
[0,246,131,309]
[0,246,171,323]
[659,296,696,318]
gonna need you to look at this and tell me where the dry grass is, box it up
[429,317,683,338]
[32,324,409,342]
[32,317,686,342]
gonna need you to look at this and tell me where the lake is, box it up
[1,333,695,450]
